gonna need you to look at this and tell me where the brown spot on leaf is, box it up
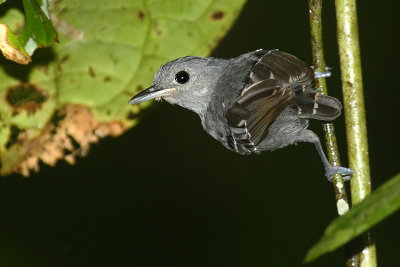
[89,66,96,78]
[127,111,137,120]
[0,105,129,176]
[213,35,222,44]
[103,76,111,82]
[57,55,70,71]
[36,65,49,75]
[137,10,145,21]
[211,11,225,20]
[153,21,163,36]
[5,125,22,149]
[6,83,47,115]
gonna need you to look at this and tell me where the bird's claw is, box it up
[325,166,353,182]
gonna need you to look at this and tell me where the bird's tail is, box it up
[294,92,342,121]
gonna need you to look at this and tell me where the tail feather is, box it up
[295,92,342,121]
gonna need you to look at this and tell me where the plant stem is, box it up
[308,0,349,216]
[334,0,377,266]
[308,2,356,265]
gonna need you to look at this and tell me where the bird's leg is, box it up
[313,66,332,79]
[301,130,353,182]
[312,135,353,182]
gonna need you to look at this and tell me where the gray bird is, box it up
[129,49,353,181]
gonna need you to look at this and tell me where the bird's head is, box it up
[129,56,227,114]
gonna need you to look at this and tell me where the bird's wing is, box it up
[225,49,313,154]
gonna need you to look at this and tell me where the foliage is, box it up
[0,0,246,175]
[305,172,400,263]
[0,0,57,64]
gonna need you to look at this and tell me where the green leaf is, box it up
[0,0,246,176]
[21,0,58,52]
[305,172,400,263]
[0,0,58,64]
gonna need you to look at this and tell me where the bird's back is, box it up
[203,49,341,154]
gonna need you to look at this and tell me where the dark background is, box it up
[1,1,399,266]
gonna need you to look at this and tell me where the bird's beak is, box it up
[128,86,177,104]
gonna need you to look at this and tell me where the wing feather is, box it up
[225,49,312,153]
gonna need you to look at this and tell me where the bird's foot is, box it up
[325,166,353,182]
[314,66,332,78]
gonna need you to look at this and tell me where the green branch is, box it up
[307,0,377,265]
[308,1,354,264]
[335,0,376,266]
[308,0,349,216]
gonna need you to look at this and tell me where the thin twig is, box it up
[308,1,359,265]
[308,0,349,216]
[334,0,377,266]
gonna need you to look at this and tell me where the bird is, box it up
[129,49,353,181]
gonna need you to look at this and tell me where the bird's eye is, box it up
[175,71,189,84]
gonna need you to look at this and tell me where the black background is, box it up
[1,1,399,266]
